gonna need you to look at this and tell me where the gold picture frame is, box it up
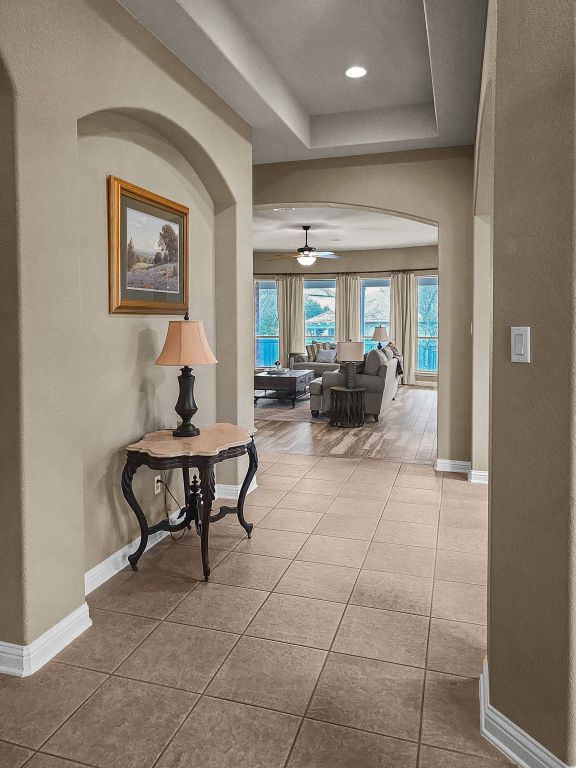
[108,176,189,314]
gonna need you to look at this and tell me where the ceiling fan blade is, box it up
[316,252,344,259]
[265,253,299,261]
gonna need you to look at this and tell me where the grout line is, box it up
[27,449,488,766]
[415,471,443,767]
[280,469,399,768]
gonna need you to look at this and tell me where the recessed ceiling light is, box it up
[346,66,366,79]
[272,207,297,212]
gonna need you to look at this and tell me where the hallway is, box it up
[0,452,500,768]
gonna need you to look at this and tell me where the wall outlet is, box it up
[154,475,162,495]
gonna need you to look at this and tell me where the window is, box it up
[304,279,336,345]
[417,274,438,373]
[361,278,391,351]
[254,279,279,366]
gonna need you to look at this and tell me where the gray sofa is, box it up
[289,351,339,377]
[309,354,400,421]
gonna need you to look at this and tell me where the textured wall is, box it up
[78,112,218,571]
[254,245,439,275]
[0,0,252,645]
[478,0,576,761]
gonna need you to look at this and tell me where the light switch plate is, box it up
[511,326,530,363]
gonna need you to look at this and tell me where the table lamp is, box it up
[337,341,365,389]
[372,326,390,350]
[156,313,217,437]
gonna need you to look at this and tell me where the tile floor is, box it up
[0,453,508,768]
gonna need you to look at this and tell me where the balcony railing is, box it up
[255,337,280,367]
[417,337,438,372]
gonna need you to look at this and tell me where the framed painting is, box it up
[108,176,189,314]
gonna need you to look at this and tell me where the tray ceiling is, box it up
[117,0,487,163]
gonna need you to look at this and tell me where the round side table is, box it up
[329,386,365,428]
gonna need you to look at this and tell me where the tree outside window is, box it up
[417,274,438,372]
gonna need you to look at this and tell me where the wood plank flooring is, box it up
[254,385,437,462]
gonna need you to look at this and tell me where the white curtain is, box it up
[391,271,417,385]
[276,275,305,366]
[335,273,361,341]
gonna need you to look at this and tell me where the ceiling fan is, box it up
[265,225,344,266]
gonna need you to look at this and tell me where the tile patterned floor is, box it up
[0,453,507,768]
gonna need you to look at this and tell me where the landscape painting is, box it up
[108,176,189,314]
[126,209,179,293]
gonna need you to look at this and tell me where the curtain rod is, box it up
[254,268,438,277]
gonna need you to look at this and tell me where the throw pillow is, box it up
[316,349,337,363]
[364,348,386,376]
[306,343,318,361]
[382,345,394,361]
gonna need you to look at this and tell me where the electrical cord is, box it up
[159,475,187,541]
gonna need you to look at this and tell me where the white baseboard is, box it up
[0,602,92,677]
[0,481,257,677]
[216,478,257,499]
[84,479,256,595]
[480,659,572,768]
[435,458,471,474]
[469,469,489,484]
[84,509,182,595]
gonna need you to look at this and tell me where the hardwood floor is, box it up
[254,385,437,462]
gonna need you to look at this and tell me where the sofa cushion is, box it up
[316,348,337,363]
[364,348,386,376]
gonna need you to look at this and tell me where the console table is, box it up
[121,423,257,581]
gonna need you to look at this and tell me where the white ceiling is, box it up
[253,207,438,251]
[227,0,433,115]
[117,0,487,163]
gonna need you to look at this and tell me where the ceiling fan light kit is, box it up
[264,224,343,265]
[297,254,317,266]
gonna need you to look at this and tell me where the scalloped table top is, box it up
[127,424,253,458]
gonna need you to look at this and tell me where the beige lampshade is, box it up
[372,326,390,343]
[155,319,218,366]
[337,341,365,362]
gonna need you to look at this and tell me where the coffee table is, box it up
[254,369,314,408]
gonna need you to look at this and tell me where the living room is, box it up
[253,206,439,462]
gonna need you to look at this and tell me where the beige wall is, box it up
[0,0,252,646]
[0,57,23,642]
[78,112,218,571]
[471,217,491,473]
[253,150,473,462]
[477,0,576,761]
[254,245,438,275]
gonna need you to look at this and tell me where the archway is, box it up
[252,201,440,464]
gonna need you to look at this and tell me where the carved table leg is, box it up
[218,439,257,537]
[181,466,193,530]
[237,439,257,536]
[121,458,148,570]
[199,464,215,581]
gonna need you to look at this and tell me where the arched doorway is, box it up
[252,202,439,463]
